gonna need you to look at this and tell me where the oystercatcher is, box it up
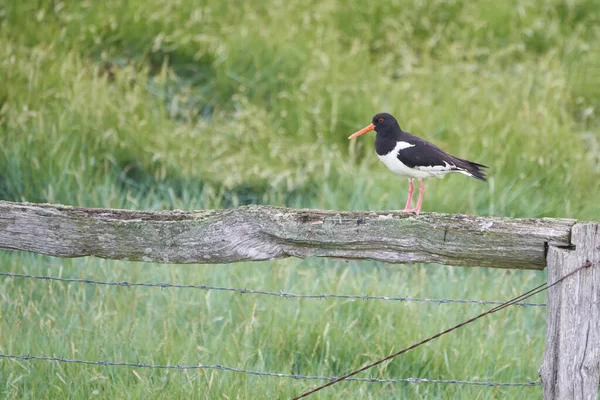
[349,113,488,215]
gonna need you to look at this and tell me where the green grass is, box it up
[1,0,599,398]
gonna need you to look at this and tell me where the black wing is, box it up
[398,134,488,181]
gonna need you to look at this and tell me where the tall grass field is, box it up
[1,0,599,398]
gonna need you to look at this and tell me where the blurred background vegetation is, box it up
[1,0,598,398]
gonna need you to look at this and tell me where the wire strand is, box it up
[0,354,540,387]
[0,272,546,307]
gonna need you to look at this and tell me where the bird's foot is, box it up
[400,208,420,215]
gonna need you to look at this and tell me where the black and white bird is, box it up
[349,112,488,215]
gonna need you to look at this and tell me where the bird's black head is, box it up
[348,112,401,139]
[371,113,400,133]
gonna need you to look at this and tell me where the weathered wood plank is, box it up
[540,222,600,399]
[0,200,576,269]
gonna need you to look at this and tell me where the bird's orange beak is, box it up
[348,123,375,139]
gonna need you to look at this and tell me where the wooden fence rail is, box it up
[0,200,598,399]
[0,201,577,269]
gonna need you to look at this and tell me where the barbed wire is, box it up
[0,272,546,307]
[0,353,540,387]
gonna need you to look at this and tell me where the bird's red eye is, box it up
[378,117,384,123]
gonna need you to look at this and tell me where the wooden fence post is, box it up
[540,222,600,399]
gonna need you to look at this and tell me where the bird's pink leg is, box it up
[401,179,414,213]
[413,179,425,215]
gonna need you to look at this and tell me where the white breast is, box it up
[377,141,422,178]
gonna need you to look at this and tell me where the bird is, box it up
[348,112,488,215]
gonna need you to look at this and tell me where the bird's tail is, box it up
[454,157,488,182]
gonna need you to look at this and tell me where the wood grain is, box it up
[540,223,600,399]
